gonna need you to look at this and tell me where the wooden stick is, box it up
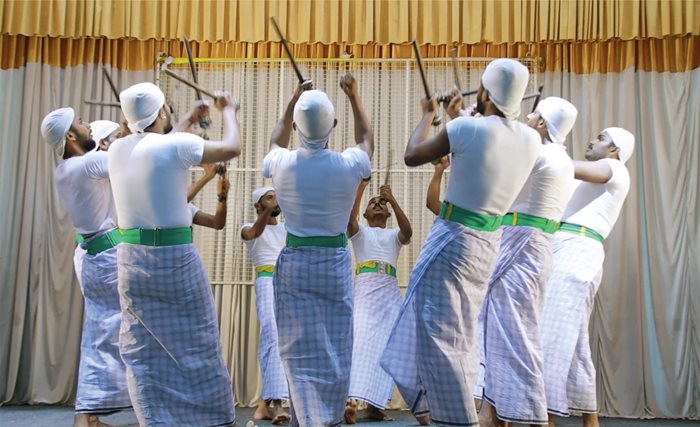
[162,69,217,99]
[411,40,442,126]
[270,17,307,84]
[183,37,203,101]
[102,67,120,100]
[450,48,462,91]
[530,83,545,113]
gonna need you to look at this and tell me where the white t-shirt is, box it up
[263,146,371,237]
[241,222,286,267]
[445,115,541,216]
[54,151,117,235]
[561,158,630,238]
[188,203,200,219]
[510,143,575,221]
[350,225,404,267]
[108,132,204,229]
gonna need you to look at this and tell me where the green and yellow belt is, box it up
[255,265,275,278]
[118,227,193,246]
[355,260,397,277]
[286,232,347,248]
[438,201,503,232]
[502,212,559,234]
[557,222,605,243]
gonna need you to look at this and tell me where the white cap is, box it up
[603,127,635,164]
[41,107,75,157]
[536,97,578,145]
[252,186,275,204]
[481,59,530,120]
[119,82,165,133]
[293,90,335,150]
[89,120,120,150]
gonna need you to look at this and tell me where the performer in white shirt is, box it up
[344,181,412,424]
[381,58,541,426]
[478,97,578,426]
[263,74,372,427]
[42,109,131,427]
[540,127,634,427]
[109,83,241,426]
[240,186,290,425]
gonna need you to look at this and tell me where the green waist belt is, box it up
[286,233,348,248]
[503,212,559,234]
[81,229,121,255]
[119,227,193,247]
[557,222,605,243]
[255,265,274,278]
[355,261,397,277]
[438,202,503,232]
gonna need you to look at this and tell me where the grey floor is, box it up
[0,406,697,427]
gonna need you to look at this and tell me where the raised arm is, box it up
[404,96,450,166]
[187,163,217,202]
[573,160,613,184]
[192,177,229,230]
[427,155,449,215]
[380,185,412,244]
[200,92,242,163]
[347,179,370,238]
[171,100,208,134]
[241,204,277,241]
[340,73,374,159]
[270,81,314,150]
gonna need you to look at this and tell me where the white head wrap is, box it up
[481,59,530,120]
[41,107,75,157]
[252,186,275,204]
[293,90,335,151]
[603,127,635,164]
[119,82,166,133]
[535,97,578,145]
[89,120,120,150]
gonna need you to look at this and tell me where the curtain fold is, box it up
[2,33,699,73]
[2,0,697,44]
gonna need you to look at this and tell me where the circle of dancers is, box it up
[42,55,633,427]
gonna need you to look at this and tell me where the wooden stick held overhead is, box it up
[84,99,121,108]
[411,40,442,127]
[182,36,211,131]
[270,17,311,85]
[102,67,120,100]
[162,69,217,99]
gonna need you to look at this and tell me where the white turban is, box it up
[536,97,578,145]
[41,107,75,157]
[603,127,635,164]
[293,90,335,151]
[252,186,275,204]
[119,82,166,133]
[481,59,530,120]
[89,120,120,150]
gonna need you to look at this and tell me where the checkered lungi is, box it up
[348,272,402,409]
[541,232,605,416]
[255,275,289,401]
[481,225,552,425]
[381,218,501,426]
[273,246,353,427]
[117,243,235,427]
[75,246,132,414]
[74,244,86,287]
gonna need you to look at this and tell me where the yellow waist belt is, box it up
[255,265,275,278]
[355,261,397,277]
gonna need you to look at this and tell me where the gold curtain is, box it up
[2,0,698,44]
[2,33,699,73]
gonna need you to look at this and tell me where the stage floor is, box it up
[0,406,697,427]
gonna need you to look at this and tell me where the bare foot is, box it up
[253,400,272,420]
[581,413,599,427]
[344,399,358,424]
[363,404,394,421]
[270,400,290,425]
[73,414,115,427]
[416,414,431,425]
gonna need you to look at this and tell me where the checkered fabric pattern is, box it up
[75,247,132,414]
[254,276,289,401]
[540,232,605,416]
[481,225,552,425]
[74,244,86,288]
[382,218,501,426]
[117,243,236,427]
[348,272,402,409]
[273,246,353,427]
